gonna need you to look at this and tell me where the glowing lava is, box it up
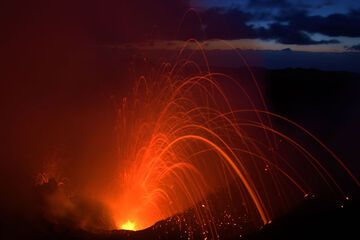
[120,220,136,231]
[36,43,359,238]
[103,44,358,237]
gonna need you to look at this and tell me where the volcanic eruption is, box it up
[34,45,358,240]
[2,1,359,240]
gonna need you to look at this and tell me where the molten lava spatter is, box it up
[36,46,359,238]
[103,47,358,237]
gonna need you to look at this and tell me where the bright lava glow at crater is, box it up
[120,220,136,231]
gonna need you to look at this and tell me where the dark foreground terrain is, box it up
[2,193,358,240]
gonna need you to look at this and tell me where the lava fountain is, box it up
[35,45,358,238]
[102,47,359,235]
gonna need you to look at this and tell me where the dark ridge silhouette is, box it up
[245,194,359,240]
[3,180,357,240]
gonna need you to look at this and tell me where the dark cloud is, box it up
[181,6,360,45]
[200,8,256,39]
[346,44,360,51]
[282,9,360,37]
[245,0,338,12]
[274,9,308,22]
[192,8,340,45]
[275,33,337,45]
[257,23,340,45]
[247,0,291,8]
[318,0,335,7]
